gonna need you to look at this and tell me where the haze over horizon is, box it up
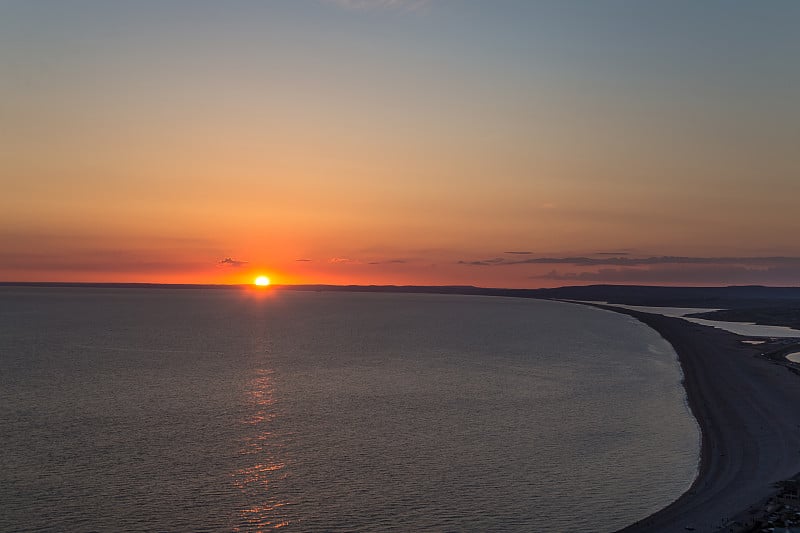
[2,0,799,287]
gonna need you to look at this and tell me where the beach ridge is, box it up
[580,303,800,533]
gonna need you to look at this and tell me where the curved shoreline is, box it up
[583,303,800,533]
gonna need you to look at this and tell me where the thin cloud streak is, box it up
[219,257,248,268]
[459,256,800,267]
[535,265,800,285]
[367,259,407,265]
[328,257,410,265]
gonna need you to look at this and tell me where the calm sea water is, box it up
[0,288,698,532]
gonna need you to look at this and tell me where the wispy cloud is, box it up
[219,257,248,267]
[459,258,506,266]
[328,256,409,265]
[503,250,632,258]
[459,255,800,267]
[295,258,312,262]
[534,265,800,285]
[367,259,407,265]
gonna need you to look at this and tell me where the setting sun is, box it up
[254,275,270,287]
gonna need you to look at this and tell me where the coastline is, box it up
[6,283,800,530]
[580,303,800,533]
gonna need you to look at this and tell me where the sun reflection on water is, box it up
[233,367,291,531]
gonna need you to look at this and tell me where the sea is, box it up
[0,287,699,532]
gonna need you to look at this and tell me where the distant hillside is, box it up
[5,282,800,308]
[522,285,800,330]
[6,281,800,328]
[526,284,800,309]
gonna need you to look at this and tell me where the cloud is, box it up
[594,252,631,256]
[459,255,800,267]
[458,258,506,266]
[325,0,430,11]
[219,257,248,267]
[504,251,533,255]
[367,259,407,265]
[295,258,312,262]
[329,257,408,265]
[533,265,800,285]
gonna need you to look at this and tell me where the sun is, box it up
[254,275,271,287]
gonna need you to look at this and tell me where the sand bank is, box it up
[585,305,800,533]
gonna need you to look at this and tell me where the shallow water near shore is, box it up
[0,288,698,531]
[586,302,800,338]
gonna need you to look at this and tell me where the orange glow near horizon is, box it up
[2,3,800,289]
[5,255,800,289]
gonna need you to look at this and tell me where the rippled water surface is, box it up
[0,288,698,531]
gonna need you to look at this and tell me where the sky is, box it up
[2,0,799,287]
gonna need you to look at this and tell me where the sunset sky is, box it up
[2,0,799,287]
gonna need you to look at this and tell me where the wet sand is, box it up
[589,304,800,533]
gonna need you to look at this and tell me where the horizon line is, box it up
[1,281,794,291]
